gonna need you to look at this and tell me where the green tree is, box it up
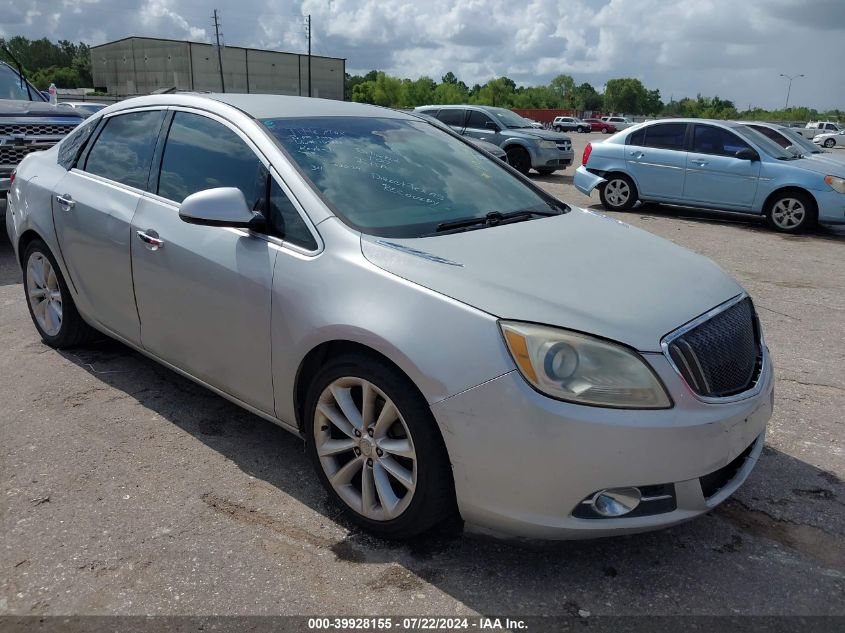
[572,82,603,111]
[549,74,576,107]
[604,78,648,114]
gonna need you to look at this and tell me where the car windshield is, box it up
[486,107,535,129]
[261,116,563,238]
[733,125,796,160]
[0,63,42,101]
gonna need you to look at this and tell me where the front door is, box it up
[52,109,165,344]
[131,109,277,414]
[463,109,502,144]
[683,124,760,210]
[625,122,688,200]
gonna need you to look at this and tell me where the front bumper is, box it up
[529,145,574,170]
[431,349,774,539]
[812,187,845,225]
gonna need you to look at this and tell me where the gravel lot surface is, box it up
[1,134,844,617]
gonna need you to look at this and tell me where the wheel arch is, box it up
[16,229,46,267]
[762,185,819,216]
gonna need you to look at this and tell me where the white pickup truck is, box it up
[792,121,843,139]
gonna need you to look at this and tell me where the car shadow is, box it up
[57,338,845,615]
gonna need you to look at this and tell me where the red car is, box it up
[584,118,617,134]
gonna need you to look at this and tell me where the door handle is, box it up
[629,151,644,159]
[691,159,709,166]
[56,194,75,210]
[136,230,164,250]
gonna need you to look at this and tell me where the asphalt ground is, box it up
[1,134,843,618]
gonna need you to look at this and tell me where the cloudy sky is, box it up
[3,0,844,110]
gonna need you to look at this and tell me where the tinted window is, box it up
[746,125,789,148]
[261,116,562,238]
[84,111,164,188]
[436,109,466,127]
[466,110,494,129]
[266,180,317,250]
[692,125,751,157]
[627,127,646,146]
[158,112,264,205]
[57,120,96,169]
[643,123,687,150]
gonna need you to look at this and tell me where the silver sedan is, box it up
[6,94,773,539]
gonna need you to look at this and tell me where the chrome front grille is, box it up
[556,141,571,151]
[0,123,78,136]
[664,296,762,399]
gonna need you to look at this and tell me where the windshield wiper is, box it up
[432,209,560,235]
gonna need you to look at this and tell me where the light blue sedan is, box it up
[574,119,845,232]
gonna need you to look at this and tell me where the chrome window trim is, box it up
[660,292,767,404]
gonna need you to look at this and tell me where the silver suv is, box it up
[414,105,574,175]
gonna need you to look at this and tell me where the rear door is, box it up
[52,108,165,344]
[624,122,688,200]
[683,124,760,211]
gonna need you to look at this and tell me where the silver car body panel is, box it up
[6,94,774,539]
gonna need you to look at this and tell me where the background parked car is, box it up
[583,118,617,134]
[601,116,635,130]
[574,119,845,233]
[414,104,573,175]
[813,131,845,148]
[552,116,591,133]
[792,121,843,139]
[741,122,845,165]
[59,101,108,115]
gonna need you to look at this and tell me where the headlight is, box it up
[537,140,557,149]
[824,175,845,193]
[500,321,672,409]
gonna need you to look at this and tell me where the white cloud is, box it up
[2,0,843,109]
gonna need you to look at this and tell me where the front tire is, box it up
[505,147,531,175]
[22,240,96,348]
[823,138,835,148]
[304,354,456,539]
[765,191,817,233]
[599,174,638,211]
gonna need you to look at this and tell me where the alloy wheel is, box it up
[605,179,631,207]
[314,377,417,521]
[26,252,63,336]
[824,139,835,148]
[771,198,806,230]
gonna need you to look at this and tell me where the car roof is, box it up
[104,93,413,121]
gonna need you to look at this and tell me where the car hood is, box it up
[504,128,571,142]
[805,152,845,167]
[0,99,83,118]
[360,208,742,352]
[783,155,845,176]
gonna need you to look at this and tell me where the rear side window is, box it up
[627,127,646,146]
[157,112,264,205]
[58,120,96,169]
[267,180,317,250]
[436,109,466,127]
[644,123,687,150]
[84,110,164,188]
[692,125,751,157]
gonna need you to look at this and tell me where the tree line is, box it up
[346,71,842,122]
[1,36,92,90]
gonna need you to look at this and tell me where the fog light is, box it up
[592,487,642,517]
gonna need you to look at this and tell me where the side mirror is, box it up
[485,120,500,131]
[735,148,759,161]
[179,187,265,230]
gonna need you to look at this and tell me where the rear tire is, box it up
[505,147,531,175]
[304,354,457,540]
[22,239,96,348]
[599,174,638,211]
[765,191,817,233]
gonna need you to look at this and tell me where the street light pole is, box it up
[779,73,804,110]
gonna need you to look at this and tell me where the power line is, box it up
[212,9,225,93]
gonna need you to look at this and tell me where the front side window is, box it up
[261,116,563,238]
[84,110,165,189]
[266,180,317,250]
[641,123,687,150]
[692,125,750,157]
[157,112,265,206]
[466,110,494,129]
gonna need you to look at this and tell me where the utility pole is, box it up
[779,73,804,110]
[306,14,312,97]
[213,9,225,93]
